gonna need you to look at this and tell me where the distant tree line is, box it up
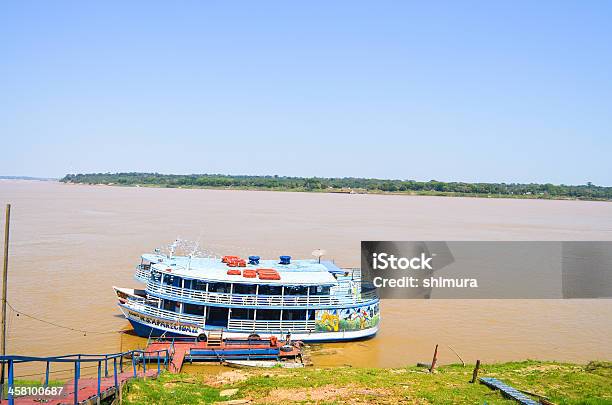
[60,173,612,200]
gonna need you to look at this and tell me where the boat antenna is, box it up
[169,239,179,259]
[0,204,11,396]
[187,235,202,270]
[312,249,326,264]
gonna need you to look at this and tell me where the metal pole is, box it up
[74,361,79,405]
[97,361,101,397]
[7,360,13,405]
[132,355,136,378]
[113,357,118,390]
[1,204,10,400]
[44,361,50,388]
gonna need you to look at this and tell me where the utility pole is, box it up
[0,203,10,400]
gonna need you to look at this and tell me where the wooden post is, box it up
[471,360,481,383]
[429,344,438,373]
[0,204,10,400]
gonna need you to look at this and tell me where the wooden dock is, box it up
[144,335,303,372]
[1,348,169,405]
[3,336,302,404]
[145,341,191,372]
[15,368,159,405]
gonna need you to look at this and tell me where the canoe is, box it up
[224,360,305,369]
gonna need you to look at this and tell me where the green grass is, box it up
[123,373,223,404]
[121,361,612,404]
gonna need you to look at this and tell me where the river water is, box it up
[0,180,610,377]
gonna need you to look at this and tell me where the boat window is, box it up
[230,308,255,320]
[162,299,178,312]
[233,284,256,295]
[150,271,161,282]
[208,282,231,294]
[310,285,330,295]
[183,303,204,316]
[163,274,174,285]
[306,310,315,320]
[192,280,207,291]
[256,309,281,320]
[282,309,306,320]
[284,286,308,296]
[258,285,282,295]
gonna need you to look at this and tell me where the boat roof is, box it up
[143,253,342,286]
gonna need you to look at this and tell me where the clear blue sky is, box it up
[1,1,611,185]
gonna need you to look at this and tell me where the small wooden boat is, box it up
[224,359,305,369]
[479,377,540,405]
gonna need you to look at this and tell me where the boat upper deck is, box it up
[143,254,344,286]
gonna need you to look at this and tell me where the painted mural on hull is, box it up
[315,303,380,332]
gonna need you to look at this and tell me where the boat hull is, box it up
[126,315,379,342]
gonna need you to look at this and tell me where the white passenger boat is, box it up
[114,251,380,342]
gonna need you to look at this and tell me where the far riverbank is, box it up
[60,172,612,202]
[60,181,612,202]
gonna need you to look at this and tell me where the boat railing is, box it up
[122,301,319,333]
[123,300,206,326]
[135,265,150,282]
[137,265,364,280]
[227,319,317,333]
[145,279,378,308]
[0,348,169,405]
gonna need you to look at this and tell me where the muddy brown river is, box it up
[0,180,610,378]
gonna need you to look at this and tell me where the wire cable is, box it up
[6,301,126,335]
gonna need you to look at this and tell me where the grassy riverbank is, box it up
[121,360,612,404]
